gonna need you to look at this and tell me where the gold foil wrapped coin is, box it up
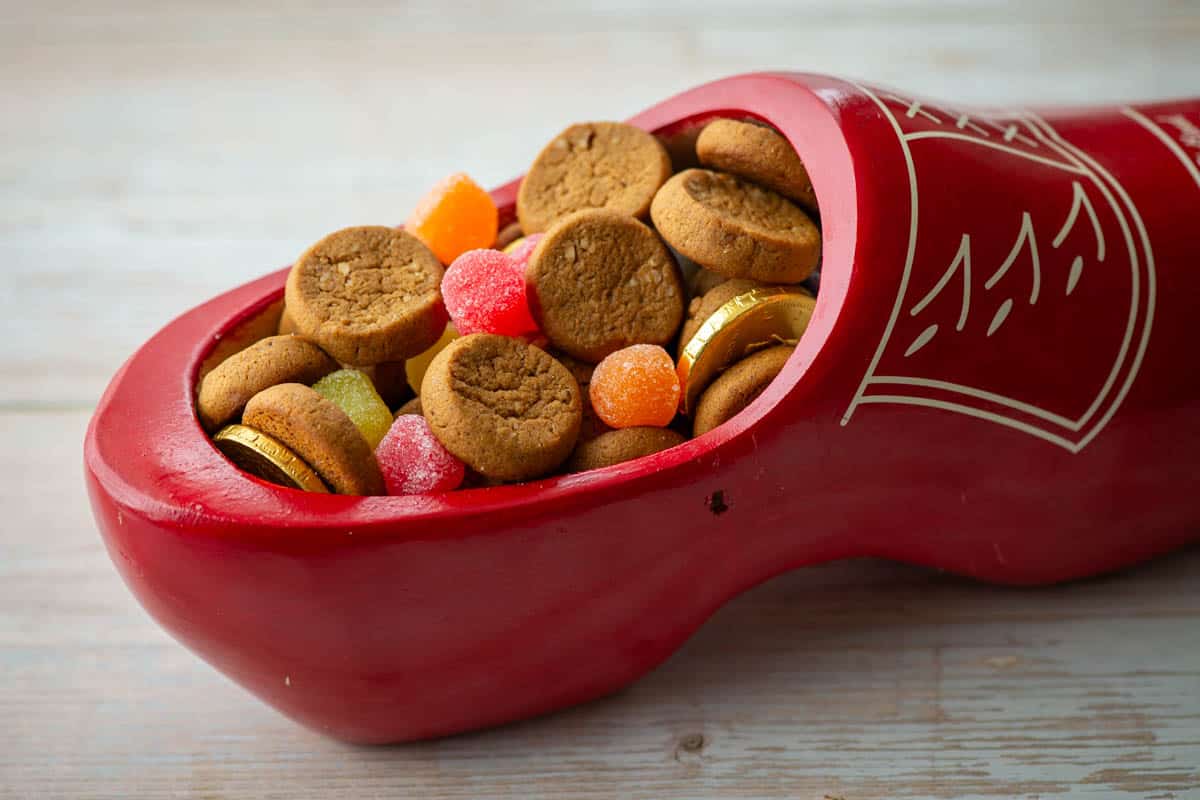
[677,286,816,414]
[213,423,330,493]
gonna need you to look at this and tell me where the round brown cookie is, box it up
[693,345,794,436]
[421,334,581,481]
[494,221,524,251]
[650,169,821,284]
[527,209,685,363]
[243,383,385,495]
[196,335,338,432]
[678,279,765,353]
[552,352,611,442]
[277,305,299,335]
[394,396,422,419]
[517,122,672,233]
[696,119,818,211]
[566,427,686,473]
[285,225,445,366]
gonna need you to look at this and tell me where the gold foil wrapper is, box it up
[213,424,329,493]
[677,287,816,414]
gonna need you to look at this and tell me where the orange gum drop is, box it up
[589,345,680,429]
[406,173,499,265]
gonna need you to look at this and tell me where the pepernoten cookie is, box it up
[566,427,685,472]
[421,334,582,481]
[527,209,685,363]
[243,383,386,495]
[651,168,820,284]
[696,119,818,211]
[693,345,794,436]
[517,122,672,234]
[285,225,446,366]
[196,334,338,432]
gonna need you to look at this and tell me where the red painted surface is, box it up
[85,74,1200,743]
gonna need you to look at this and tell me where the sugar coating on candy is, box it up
[405,323,459,394]
[312,369,393,449]
[442,249,540,337]
[375,414,465,495]
[589,344,680,428]
[406,173,499,265]
[504,233,545,275]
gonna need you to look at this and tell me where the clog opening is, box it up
[189,78,854,502]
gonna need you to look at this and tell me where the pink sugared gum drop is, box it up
[375,414,465,495]
[441,249,540,337]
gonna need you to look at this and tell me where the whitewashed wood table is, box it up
[2,3,1198,798]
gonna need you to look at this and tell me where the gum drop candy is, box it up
[589,344,680,428]
[405,322,459,394]
[376,414,466,495]
[504,232,544,277]
[441,249,540,337]
[406,173,499,265]
[312,369,393,449]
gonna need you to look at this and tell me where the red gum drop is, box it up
[376,415,465,495]
[508,233,545,277]
[442,249,540,337]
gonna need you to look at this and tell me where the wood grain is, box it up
[2,3,1198,797]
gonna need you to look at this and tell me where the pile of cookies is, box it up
[197,117,822,495]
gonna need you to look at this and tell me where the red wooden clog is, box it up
[85,73,1200,743]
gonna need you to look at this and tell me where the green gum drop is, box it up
[312,369,393,449]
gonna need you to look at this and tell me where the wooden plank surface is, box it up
[2,2,1198,798]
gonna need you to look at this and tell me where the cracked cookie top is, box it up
[420,334,582,481]
[285,225,446,365]
[517,122,672,234]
